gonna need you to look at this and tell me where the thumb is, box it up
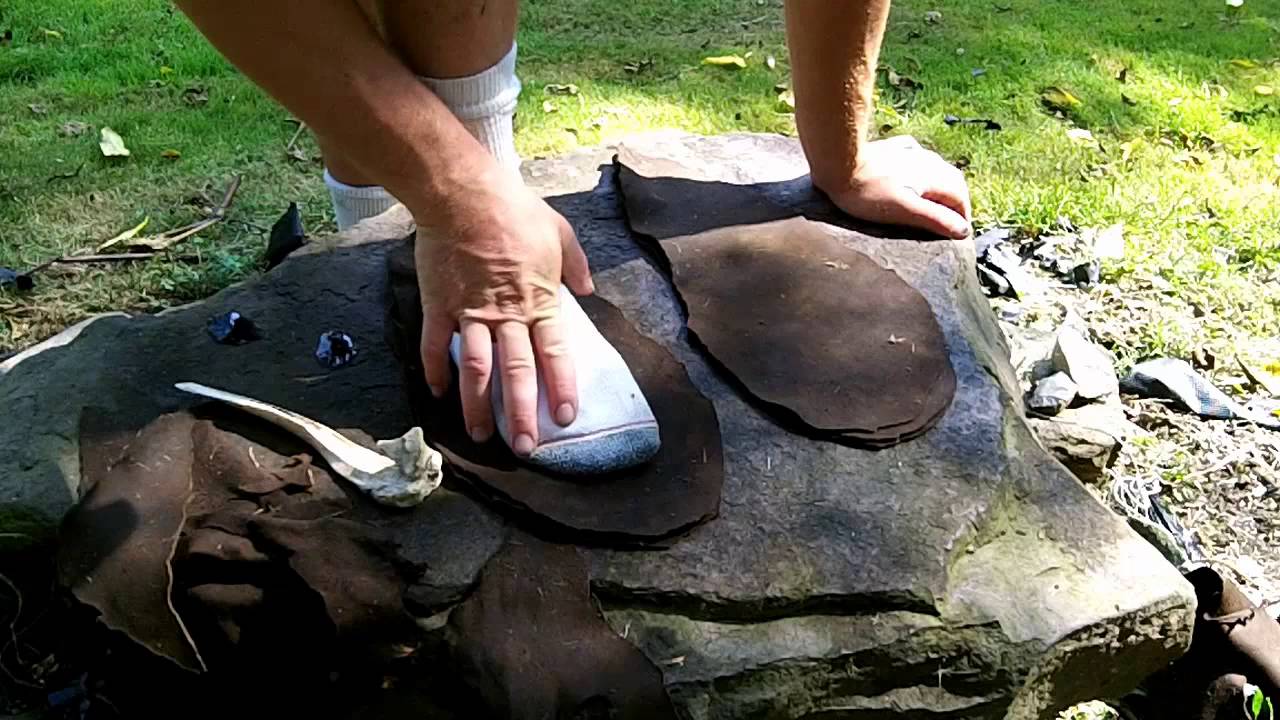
[559,218,595,295]
[891,189,971,239]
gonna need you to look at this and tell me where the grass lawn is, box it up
[1,0,1279,370]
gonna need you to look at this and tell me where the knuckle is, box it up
[460,353,491,376]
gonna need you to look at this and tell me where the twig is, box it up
[21,175,242,278]
[53,252,160,263]
[286,122,307,153]
[45,162,85,184]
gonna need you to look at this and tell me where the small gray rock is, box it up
[1052,326,1119,400]
[1026,417,1120,484]
[1028,371,1078,416]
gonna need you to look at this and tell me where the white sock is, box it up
[449,287,661,476]
[420,43,522,176]
[324,169,398,231]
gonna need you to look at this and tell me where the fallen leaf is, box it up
[1231,58,1260,69]
[622,59,653,74]
[1238,356,1280,397]
[59,121,89,137]
[97,217,150,251]
[971,67,987,77]
[1041,86,1082,112]
[541,99,557,113]
[1092,223,1125,259]
[41,28,63,40]
[702,54,747,69]
[661,656,687,667]
[924,10,942,23]
[98,127,130,158]
[1066,127,1096,144]
[27,103,47,115]
[766,54,777,70]
[544,83,579,96]
[182,86,209,106]
[160,149,181,160]
[776,89,795,112]
[1255,85,1274,96]
[1121,93,1138,106]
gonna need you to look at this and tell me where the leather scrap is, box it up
[614,164,956,445]
[446,535,677,719]
[61,406,417,682]
[57,410,206,672]
[387,240,724,543]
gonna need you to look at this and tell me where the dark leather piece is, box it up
[447,534,677,720]
[615,163,955,445]
[387,239,724,543]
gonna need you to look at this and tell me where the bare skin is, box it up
[175,0,971,456]
[786,1,972,238]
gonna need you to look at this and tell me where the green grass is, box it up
[2,0,1279,366]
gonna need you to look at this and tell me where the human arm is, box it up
[784,0,971,239]
[175,0,592,453]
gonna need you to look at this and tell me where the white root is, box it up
[175,382,442,508]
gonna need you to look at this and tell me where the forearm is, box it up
[784,0,891,193]
[176,0,490,215]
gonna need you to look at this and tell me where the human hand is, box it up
[820,135,972,239]
[413,162,594,456]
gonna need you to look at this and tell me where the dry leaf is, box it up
[99,127,130,157]
[160,149,181,160]
[1231,58,1260,69]
[1254,85,1274,96]
[777,89,795,112]
[41,28,63,40]
[766,54,777,70]
[702,55,747,69]
[924,10,942,23]
[543,83,579,96]
[59,121,89,137]
[97,218,150,252]
[541,99,557,114]
[1041,86,1082,112]
[1066,127,1096,144]
[28,103,48,115]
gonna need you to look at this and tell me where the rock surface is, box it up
[1052,325,1120,400]
[1026,417,1121,484]
[0,132,1194,718]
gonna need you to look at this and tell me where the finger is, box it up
[532,314,578,427]
[457,319,496,443]
[495,321,539,456]
[421,306,455,398]
[558,215,594,296]
[920,167,972,225]
[892,189,971,239]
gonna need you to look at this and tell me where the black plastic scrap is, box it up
[207,311,260,345]
[315,331,357,369]
[1122,357,1280,429]
[944,114,1002,131]
[0,267,34,292]
[265,202,306,269]
[974,228,1035,298]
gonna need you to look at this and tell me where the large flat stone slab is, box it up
[0,132,1194,718]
